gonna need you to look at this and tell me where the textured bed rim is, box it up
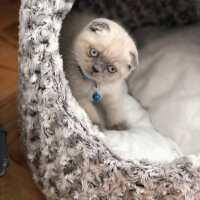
[18,0,200,199]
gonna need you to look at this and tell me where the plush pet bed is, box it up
[104,83,183,162]
[129,24,200,156]
[18,0,200,199]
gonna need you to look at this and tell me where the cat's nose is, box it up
[92,64,104,73]
[92,65,99,73]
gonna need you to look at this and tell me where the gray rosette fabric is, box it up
[18,0,200,199]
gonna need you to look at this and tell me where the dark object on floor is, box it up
[0,124,9,178]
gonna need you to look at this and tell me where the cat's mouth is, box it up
[85,68,104,81]
[87,70,101,77]
[85,65,102,74]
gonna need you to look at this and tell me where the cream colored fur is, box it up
[60,13,138,130]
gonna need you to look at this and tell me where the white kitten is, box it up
[60,13,138,130]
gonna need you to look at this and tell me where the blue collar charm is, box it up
[93,92,100,101]
[75,61,101,101]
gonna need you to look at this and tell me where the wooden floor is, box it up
[0,1,45,199]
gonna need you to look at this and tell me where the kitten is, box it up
[60,13,138,130]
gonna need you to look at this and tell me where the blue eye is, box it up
[107,65,116,73]
[89,48,98,57]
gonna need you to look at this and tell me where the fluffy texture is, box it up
[18,0,200,199]
[74,0,200,30]
[128,24,200,155]
[60,13,138,130]
[103,84,183,162]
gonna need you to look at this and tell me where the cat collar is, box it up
[75,61,92,81]
[74,61,100,101]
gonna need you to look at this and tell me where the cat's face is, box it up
[73,18,138,83]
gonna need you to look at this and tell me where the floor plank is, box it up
[0,37,18,71]
[0,1,45,199]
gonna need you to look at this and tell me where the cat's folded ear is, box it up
[129,52,139,70]
[89,20,110,32]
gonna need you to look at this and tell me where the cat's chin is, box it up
[84,70,118,84]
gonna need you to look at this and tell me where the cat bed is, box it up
[18,0,200,199]
[129,25,200,156]
[104,84,183,162]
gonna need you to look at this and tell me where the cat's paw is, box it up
[106,121,129,131]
